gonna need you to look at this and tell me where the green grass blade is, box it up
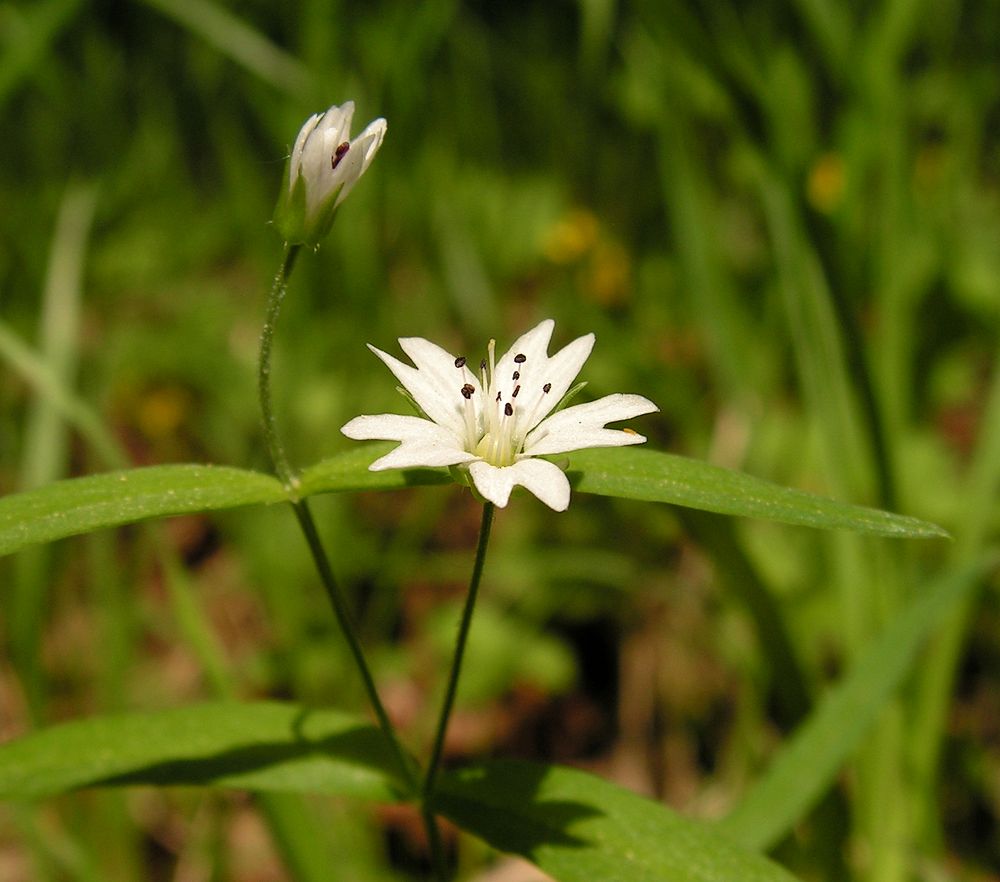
[0,321,124,469]
[0,0,83,109]
[566,447,947,538]
[0,703,402,801]
[434,759,799,882]
[11,184,98,719]
[718,558,991,851]
[20,184,97,490]
[0,465,285,558]
[139,0,310,95]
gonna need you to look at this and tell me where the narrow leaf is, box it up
[566,447,947,538]
[719,559,991,851]
[138,0,309,95]
[0,465,286,558]
[0,702,403,801]
[435,759,799,882]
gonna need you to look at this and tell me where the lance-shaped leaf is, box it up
[0,702,405,801]
[565,447,947,538]
[434,759,800,882]
[0,465,286,558]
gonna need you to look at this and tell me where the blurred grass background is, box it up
[1,0,999,879]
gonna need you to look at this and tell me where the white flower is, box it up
[341,319,658,511]
[274,101,387,245]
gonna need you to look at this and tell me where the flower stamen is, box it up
[331,141,351,170]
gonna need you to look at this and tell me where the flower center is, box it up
[453,343,552,467]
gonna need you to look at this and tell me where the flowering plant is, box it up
[0,94,954,882]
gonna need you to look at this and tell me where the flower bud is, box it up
[273,101,387,246]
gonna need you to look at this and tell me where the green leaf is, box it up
[719,559,991,851]
[0,465,286,558]
[0,442,946,561]
[434,759,800,882]
[0,445,446,560]
[0,702,403,801]
[565,447,948,538]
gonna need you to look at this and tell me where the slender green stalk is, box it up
[422,805,449,882]
[424,502,495,798]
[256,245,418,796]
[420,502,495,881]
[258,243,301,489]
[291,498,418,792]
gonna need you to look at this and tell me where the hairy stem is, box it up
[258,244,300,489]
[257,245,418,796]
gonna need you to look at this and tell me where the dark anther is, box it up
[512,385,521,398]
[496,392,502,402]
[480,359,488,372]
[455,356,467,368]
[543,382,552,393]
[504,402,514,416]
[512,371,520,381]
[514,353,527,364]
[461,384,475,399]
[331,142,351,170]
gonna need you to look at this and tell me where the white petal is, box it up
[321,101,355,144]
[329,142,368,208]
[369,442,476,470]
[355,118,387,172]
[493,319,555,386]
[523,394,658,456]
[341,414,474,469]
[290,112,322,182]
[398,336,481,403]
[468,458,571,511]
[367,344,467,436]
[341,413,456,444]
[304,104,353,195]
[514,333,594,431]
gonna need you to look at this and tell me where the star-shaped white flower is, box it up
[274,101,387,245]
[341,320,658,511]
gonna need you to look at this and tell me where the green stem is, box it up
[422,806,449,882]
[258,244,301,489]
[420,502,495,882]
[256,245,418,797]
[291,499,418,794]
[423,502,495,800]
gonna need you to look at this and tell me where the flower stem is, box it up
[258,243,300,490]
[256,245,418,796]
[423,502,496,801]
[290,498,418,794]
